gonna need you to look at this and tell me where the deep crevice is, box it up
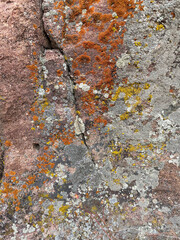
[33,143,40,150]
[40,1,95,165]
[40,0,59,50]
[61,50,95,164]
[0,145,5,182]
[81,134,95,164]
[62,52,95,164]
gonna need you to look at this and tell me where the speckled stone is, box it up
[0,0,179,239]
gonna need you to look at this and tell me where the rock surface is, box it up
[0,0,179,239]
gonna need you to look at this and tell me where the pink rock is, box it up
[0,0,49,176]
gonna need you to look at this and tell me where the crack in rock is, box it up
[0,144,5,182]
[162,99,180,117]
[40,0,95,164]
[40,0,59,49]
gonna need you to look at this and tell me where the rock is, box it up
[0,0,49,175]
[0,0,180,239]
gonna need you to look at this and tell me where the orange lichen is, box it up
[95,55,102,62]
[26,175,36,185]
[76,54,91,64]
[33,24,38,29]
[135,1,144,11]
[74,70,81,76]
[65,34,81,44]
[100,14,112,23]
[69,6,82,21]
[107,0,136,18]
[44,146,49,150]
[169,88,174,93]
[39,123,45,130]
[26,64,38,71]
[52,0,136,131]
[30,106,35,112]
[11,176,17,183]
[5,140,12,147]
[51,0,141,126]
[78,0,100,11]
[60,129,75,145]
[81,41,102,51]
[46,87,50,93]
[91,12,102,22]
[1,181,21,210]
[33,115,39,121]
[110,37,124,51]
[15,207,20,211]
[98,21,119,44]
[57,69,63,76]
[72,60,78,69]
[49,163,55,169]
[171,12,175,18]
[94,117,108,127]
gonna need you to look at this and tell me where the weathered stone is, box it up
[0,0,179,239]
[0,0,49,176]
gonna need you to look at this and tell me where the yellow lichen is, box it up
[59,205,69,215]
[144,83,150,89]
[113,179,121,184]
[112,83,141,102]
[156,24,165,31]
[120,112,129,120]
[48,205,54,216]
[134,41,141,46]
[91,206,98,213]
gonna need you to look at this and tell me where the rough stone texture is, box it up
[0,0,179,239]
[0,0,50,176]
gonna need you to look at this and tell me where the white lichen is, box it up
[78,83,90,91]
[116,53,130,68]
[38,88,45,97]
[74,116,85,135]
